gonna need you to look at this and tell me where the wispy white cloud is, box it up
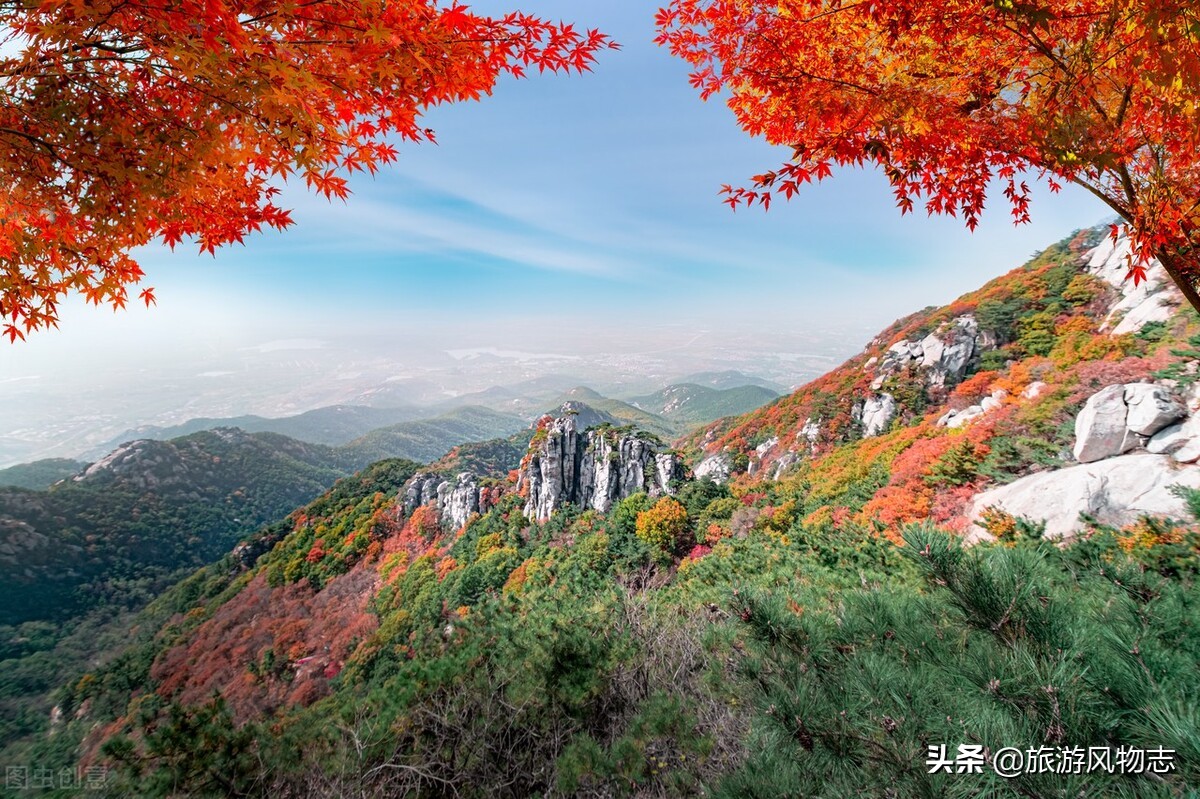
[268,179,635,278]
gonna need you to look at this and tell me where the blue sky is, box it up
[4,0,1109,375]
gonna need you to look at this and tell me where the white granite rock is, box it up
[1073,384,1141,463]
[968,453,1200,540]
[1123,383,1186,436]
[861,393,897,437]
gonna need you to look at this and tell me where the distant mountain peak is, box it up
[563,385,605,400]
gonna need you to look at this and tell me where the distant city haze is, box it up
[0,306,864,466]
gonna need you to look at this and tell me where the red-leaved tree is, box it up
[656,0,1200,311]
[0,1,615,340]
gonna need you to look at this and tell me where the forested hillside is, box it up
[0,429,351,627]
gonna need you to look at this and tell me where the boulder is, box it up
[1143,409,1200,463]
[1021,381,1047,399]
[979,394,1003,413]
[1174,437,1200,465]
[918,334,946,372]
[1073,384,1141,463]
[938,389,1007,428]
[940,405,985,429]
[1123,384,1185,436]
[1147,422,1188,455]
[968,453,1200,540]
[888,340,924,360]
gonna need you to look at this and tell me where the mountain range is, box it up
[29,379,782,470]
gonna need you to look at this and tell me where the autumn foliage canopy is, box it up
[0,1,614,340]
[656,0,1200,311]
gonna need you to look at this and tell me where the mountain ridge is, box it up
[626,383,780,426]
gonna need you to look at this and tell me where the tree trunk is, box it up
[1156,249,1200,318]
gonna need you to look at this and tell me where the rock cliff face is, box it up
[1086,235,1182,334]
[868,314,991,392]
[859,394,897,437]
[851,314,995,439]
[403,472,502,532]
[693,453,732,483]
[518,416,684,521]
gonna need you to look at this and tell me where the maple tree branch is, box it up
[0,126,71,166]
[1116,162,1139,212]
[1114,82,1134,128]
[1069,175,1129,221]
[239,0,331,27]
[790,1,872,25]
[754,65,876,97]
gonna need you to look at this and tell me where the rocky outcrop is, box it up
[968,380,1200,539]
[870,314,991,390]
[73,439,190,491]
[440,473,493,531]
[518,416,683,520]
[938,405,984,429]
[404,473,444,510]
[1073,383,1185,463]
[770,452,800,480]
[937,389,1008,429]
[920,316,987,386]
[1074,385,1144,462]
[1021,381,1047,400]
[548,401,617,432]
[860,393,896,437]
[1087,233,1182,335]
[747,436,779,475]
[694,454,732,483]
[1147,411,1200,464]
[967,453,1200,541]
[403,471,500,531]
[0,515,51,567]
